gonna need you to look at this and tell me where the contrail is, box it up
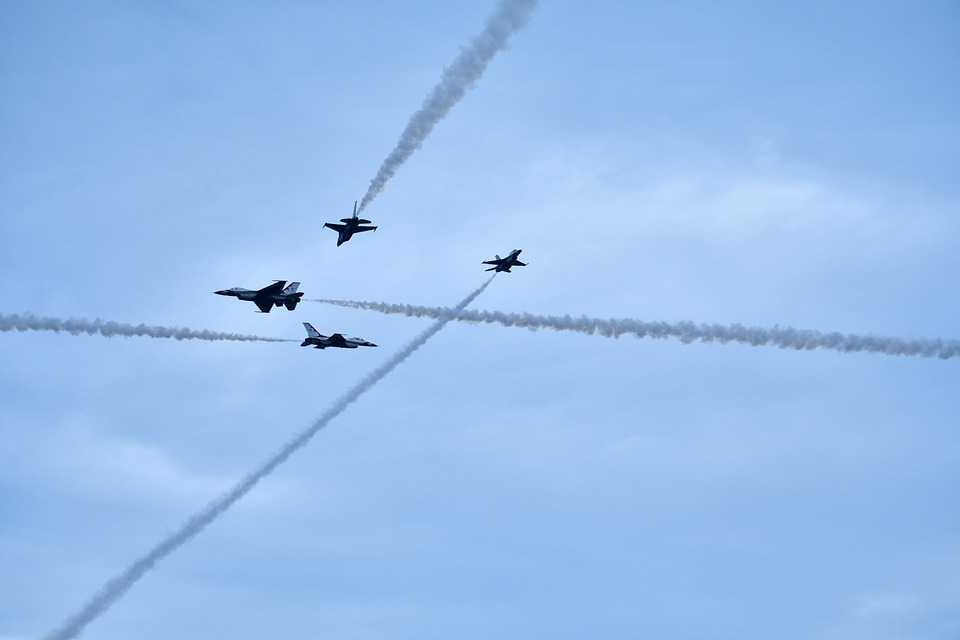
[312,299,960,360]
[42,277,494,640]
[0,312,293,343]
[357,0,537,213]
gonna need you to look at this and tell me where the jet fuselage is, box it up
[323,201,377,246]
[214,281,303,312]
[482,249,526,273]
[301,322,377,349]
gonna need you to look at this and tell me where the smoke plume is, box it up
[357,0,537,213]
[1,312,292,343]
[42,277,494,640]
[312,299,960,360]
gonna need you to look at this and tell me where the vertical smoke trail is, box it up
[0,312,292,343]
[43,278,494,640]
[312,299,960,360]
[357,0,538,213]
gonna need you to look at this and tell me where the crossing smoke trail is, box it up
[42,277,494,640]
[313,299,960,360]
[357,0,537,213]
[1,312,292,343]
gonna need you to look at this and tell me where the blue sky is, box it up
[2,1,959,638]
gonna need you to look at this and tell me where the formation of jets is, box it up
[215,200,525,351]
[214,280,303,313]
[482,249,526,273]
[323,201,377,247]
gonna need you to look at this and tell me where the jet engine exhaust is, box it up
[311,300,960,360]
[357,0,538,214]
[41,277,494,640]
[1,312,293,343]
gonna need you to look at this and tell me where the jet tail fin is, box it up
[353,200,358,219]
[282,282,300,295]
[303,322,321,338]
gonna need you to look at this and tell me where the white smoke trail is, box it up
[42,277,494,640]
[312,299,960,360]
[357,0,537,213]
[0,312,293,343]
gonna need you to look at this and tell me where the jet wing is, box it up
[257,280,286,295]
[482,259,504,266]
[328,333,348,347]
[353,225,377,233]
[253,298,274,313]
[324,223,347,232]
[514,260,527,266]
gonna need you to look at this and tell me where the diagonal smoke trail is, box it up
[0,312,293,343]
[312,299,960,360]
[42,277,494,640]
[357,0,537,213]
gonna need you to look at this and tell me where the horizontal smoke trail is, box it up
[43,277,494,640]
[0,312,293,343]
[357,0,537,213]
[312,299,960,360]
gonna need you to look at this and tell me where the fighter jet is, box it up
[300,322,377,349]
[482,249,527,272]
[214,280,303,313]
[324,201,377,246]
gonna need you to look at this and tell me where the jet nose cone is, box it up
[214,290,227,295]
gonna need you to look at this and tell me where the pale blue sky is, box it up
[2,2,959,639]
